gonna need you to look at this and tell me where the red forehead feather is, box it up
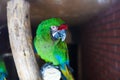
[58,24,68,30]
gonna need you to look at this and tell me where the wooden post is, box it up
[7,0,42,80]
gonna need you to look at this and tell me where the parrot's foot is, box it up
[40,63,61,80]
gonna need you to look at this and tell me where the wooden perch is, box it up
[7,0,42,80]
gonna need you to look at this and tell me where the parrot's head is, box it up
[36,18,68,41]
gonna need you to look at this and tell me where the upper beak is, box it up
[52,24,68,41]
[52,30,66,41]
[58,24,68,41]
[58,30,66,41]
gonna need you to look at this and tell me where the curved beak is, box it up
[52,30,66,41]
[52,24,68,41]
[58,30,66,41]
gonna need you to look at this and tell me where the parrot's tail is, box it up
[4,77,6,80]
[0,72,7,80]
[0,75,6,80]
[60,64,74,80]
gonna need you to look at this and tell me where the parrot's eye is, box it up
[51,26,58,31]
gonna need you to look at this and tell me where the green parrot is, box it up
[0,59,7,80]
[34,18,74,80]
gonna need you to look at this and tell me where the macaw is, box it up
[34,18,74,80]
[0,59,7,80]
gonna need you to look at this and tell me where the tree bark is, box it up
[7,0,42,80]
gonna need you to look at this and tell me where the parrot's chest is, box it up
[36,40,55,56]
[35,37,67,65]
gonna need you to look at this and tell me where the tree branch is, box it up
[7,0,42,80]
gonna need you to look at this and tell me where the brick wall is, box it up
[81,1,120,80]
